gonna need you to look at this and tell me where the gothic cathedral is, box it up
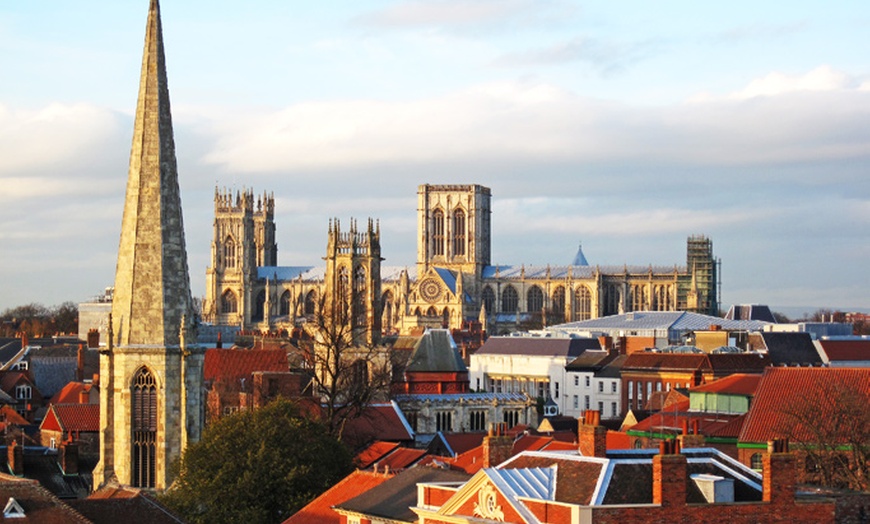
[204,183,718,337]
[95,0,204,490]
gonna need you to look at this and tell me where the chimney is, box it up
[79,388,90,405]
[482,423,512,468]
[598,336,613,352]
[216,331,223,349]
[19,332,28,350]
[578,410,607,458]
[76,344,85,382]
[653,440,686,507]
[679,418,705,448]
[91,373,99,387]
[763,439,796,505]
[87,329,100,349]
[60,441,79,475]
[8,441,23,476]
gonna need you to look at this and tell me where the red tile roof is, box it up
[355,441,399,469]
[282,470,392,524]
[43,404,100,433]
[376,448,427,472]
[629,399,744,438]
[203,348,288,382]
[690,373,761,396]
[50,382,95,405]
[739,367,870,444]
[342,403,414,449]
[442,432,485,455]
[817,339,870,362]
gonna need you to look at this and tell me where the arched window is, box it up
[221,290,237,314]
[304,290,317,316]
[552,286,565,319]
[426,306,438,317]
[501,285,518,313]
[574,286,592,321]
[381,291,394,332]
[131,367,157,488]
[353,265,367,328]
[279,290,291,316]
[750,453,763,470]
[603,285,620,316]
[253,290,265,321]
[481,286,495,315]
[527,286,544,313]
[442,307,450,328]
[337,266,349,324]
[432,210,445,257]
[223,237,237,269]
[631,285,647,312]
[452,208,466,257]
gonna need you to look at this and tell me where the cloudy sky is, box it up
[1,0,868,316]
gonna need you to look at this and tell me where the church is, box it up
[203,184,719,338]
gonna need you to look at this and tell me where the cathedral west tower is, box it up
[94,0,204,490]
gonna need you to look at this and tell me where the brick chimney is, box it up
[482,422,512,468]
[216,331,223,349]
[87,329,100,349]
[763,439,796,505]
[678,418,705,448]
[76,344,85,382]
[653,440,686,507]
[60,441,79,475]
[78,387,90,404]
[8,440,23,476]
[579,410,607,458]
[19,332,28,350]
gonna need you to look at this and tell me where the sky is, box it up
[1,0,869,317]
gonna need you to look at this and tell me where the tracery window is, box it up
[132,367,157,488]
[452,208,466,257]
[304,290,317,316]
[602,285,620,316]
[527,286,544,313]
[353,265,367,329]
[221,290,237,314]
[501,285,518,313]
[432,210,445,257]
[279,290,291,316]
[223,237,237,269]
[481,286,495,315]
[552,286,566,319]
[574,286,592,321]
[381,291,394,332]
[631,285,647,312]
[337,266,350,324]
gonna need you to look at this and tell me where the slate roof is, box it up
[725,304,777,323]
[817,339,870,362]
[757,332,823,366]
[258,265,414,283]
[283,470,392,524]
[3,448,96,500]
[475,336,599,358]
[565,350,618,371]
[203,348,288,383]
[622,352,769,374]
[549,311,770,336]
[481,264,686,280]
[739,367,870,444]
[0,473,90,523]
[335,466,471,522]
[405,330,466,373]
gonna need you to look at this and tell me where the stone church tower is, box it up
[204,188,276,326]
[94,0,204,490]
[417,184,491,277]
[324,219,382,346]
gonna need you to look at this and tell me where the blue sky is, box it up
[1,0,869,315]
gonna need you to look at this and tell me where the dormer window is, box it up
[3,497,25,518]
[14,385,31,400]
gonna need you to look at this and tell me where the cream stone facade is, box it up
[94,0,204,491]
[204,184,719,337]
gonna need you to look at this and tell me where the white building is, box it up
[563,351,625,420]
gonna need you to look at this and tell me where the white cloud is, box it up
[355,0,573,31]
[692,66,859,101]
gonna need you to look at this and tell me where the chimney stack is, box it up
[653,439,686,507]
[216,331,223,349]
[76,344,85,382]
[679,418,705,448]
[8,441,23,476]
[87,329,100,349]
[60,441,79,475]
[763,439,796,505]
[79,387,90,404]
[482,422,512,468]
[579,410,607,458]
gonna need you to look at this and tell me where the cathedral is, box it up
[203,184,719,338]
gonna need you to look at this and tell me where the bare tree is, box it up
[302,295,392,441]
[775,376,870,491]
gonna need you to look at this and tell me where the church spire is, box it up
[111,0,193,348]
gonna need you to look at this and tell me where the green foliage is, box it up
[161,399,353,524]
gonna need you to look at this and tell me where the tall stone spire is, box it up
[111,0,193,348]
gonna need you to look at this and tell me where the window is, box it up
[750,453,763,470]
[574,286,592,321]
[628,381,634,400]
[585,376,591,388]
[469,410,486,432]
[482,286,495,315]
[552,287,565,318]
[436,411,453,432]
[573,395,579,409]
[611,381,617,394]
[353,265,367,328]
[527,286,544,313]
[15,385,31,400]
[598,381,604,393]
[611,402,618,418]
[503,409,520,428]
[476,377,480,391]
[656,382,662,392]
[598,402,604,413]
[584,396,590,410]
[554,382,560,399]
[406,411,419,432]
[501,285,518,313]
[12,361,27,371]
[432,210,445,257]
[647,382,653,399]
[49,438,57,450]
[452,208,466,257]
[279,290,291,316]
[132,367,157,488]
[223,237,237,269]
[574,376,579,387]
[304,290,317,316]
[221,289,238,314]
